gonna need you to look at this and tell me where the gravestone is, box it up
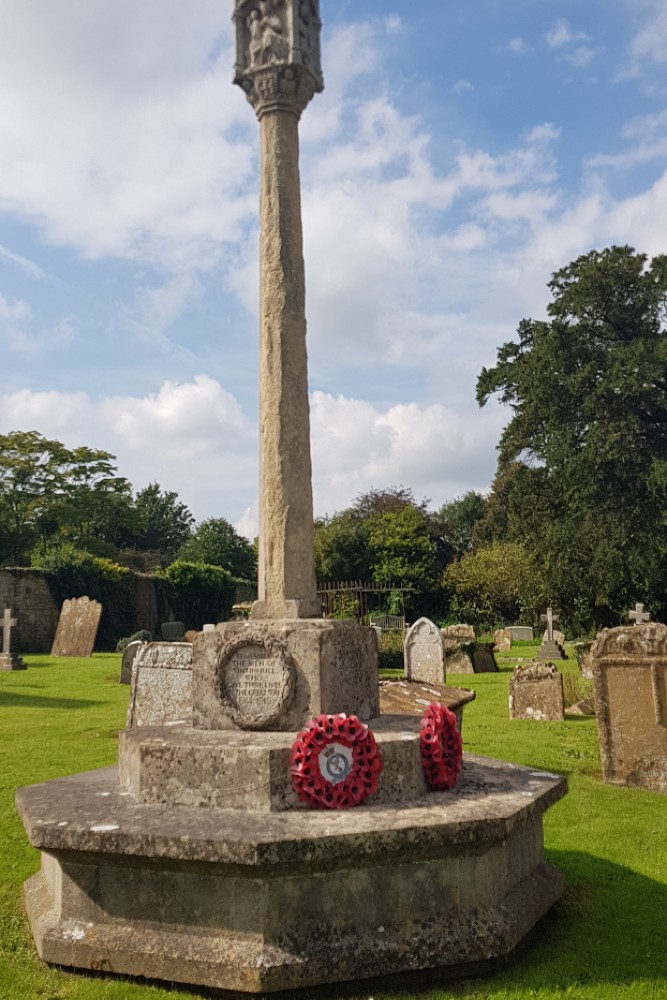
[507,625,533,641]
[119,639,148,685]
[444,642,498,675]
[126,642,194,728]
[16,5,566,994]
[404,617,445,684]
[535,608,565,661]
[441,623,475,644]
[591,623,667,794]
[509,662,565,721]
[574,641,594,679]
[493,628,512,652]
[0,608,26,671]
[50,597,102,657]
[161,621,185,641]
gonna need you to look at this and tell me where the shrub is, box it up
[164,561,236,630]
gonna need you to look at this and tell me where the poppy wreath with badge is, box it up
[290,713,383,809]
[419,701,463,791]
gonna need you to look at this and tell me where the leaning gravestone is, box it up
[50,597,102,657]
[126,642,194,728]
[509,663,564,721]
[404,617,445,683]
[591,623,667,794]
[0,608,26,671]
[119,639,148,685]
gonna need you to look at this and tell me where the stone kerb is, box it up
[404,617,445,684]
[592,623,667,794]
[509,662,564,721]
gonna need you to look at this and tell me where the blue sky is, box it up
[2,0,667,536]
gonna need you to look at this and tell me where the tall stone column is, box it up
[234,0,323,620]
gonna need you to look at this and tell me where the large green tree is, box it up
[0,431,135,564]
[477,246,667,629]
[178,517,257,581]
[131,483,194,566]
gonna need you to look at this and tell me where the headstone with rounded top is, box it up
[404,617,446,684]
[50,597,102,657]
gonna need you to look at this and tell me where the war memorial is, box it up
[16,3,566,993]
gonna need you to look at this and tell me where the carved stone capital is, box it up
[233,0,323,120]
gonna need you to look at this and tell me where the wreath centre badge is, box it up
[318,742,353,785]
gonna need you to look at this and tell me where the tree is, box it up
[0,431,134,565]
[132,483,194,565]
[178,518,257,581]
[477,246,667,629]
[314,511,372,581]
[367,505,443,618]
[444,541,547,630]
[439,492,486,557]
[350,485,429,520]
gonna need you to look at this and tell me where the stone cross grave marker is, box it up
[629,602,650,625]
[1,608,16,655]
[0,608,26,671]
[51,597,103,657]
[540,607,558,642]
[536,607,565,661]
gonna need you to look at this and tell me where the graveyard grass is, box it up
[1,651,666,1000]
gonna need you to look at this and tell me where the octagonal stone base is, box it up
[17,751,566,995]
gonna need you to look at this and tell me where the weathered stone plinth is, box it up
[193,619,378,731]
[17,748,566,995]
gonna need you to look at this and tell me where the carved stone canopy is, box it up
[233,0,323,119]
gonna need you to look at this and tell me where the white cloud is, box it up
[310,392,504,517]
[0,0,255,275]
[0,377,256,523]
[545,20,588,50]
[628,0,667,65]
[544,19,599,68]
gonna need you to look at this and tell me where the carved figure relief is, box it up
[247,0,288,69]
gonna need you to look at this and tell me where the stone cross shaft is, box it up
[629,602,650,625]
[234,0,323,620]
[540,607,558,642]
[1,608,16,655]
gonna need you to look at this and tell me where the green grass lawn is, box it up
[1,649,666,1000]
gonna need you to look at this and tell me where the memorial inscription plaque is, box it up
[218,637,295,729]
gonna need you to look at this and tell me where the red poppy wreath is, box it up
[420,701,463,791]
[290,713,383,809]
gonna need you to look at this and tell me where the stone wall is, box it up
[0,569,60,654]
[0,568,163,654]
